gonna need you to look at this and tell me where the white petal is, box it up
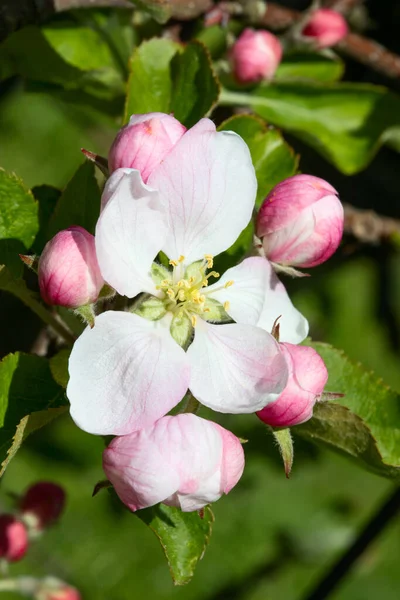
[206,257,268,325]
[67,311,190,435]
[187,320,288,413]
[256,262,309,344]
[96,170,167,298]
[148,118,257,264]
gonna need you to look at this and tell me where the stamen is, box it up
[161,279,170,286]
[224,301,230,311]
[191,315,197,327]
[169,259,178,267]
[224,280,234,288]
[204,254,214,268]
[177,290,186,301]
[206,271,220,280]
[203,308,210,313]
[178,255,185,263]
[166,289,175,299]
[188,276,195,285]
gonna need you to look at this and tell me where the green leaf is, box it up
[170,41,220,128]
[124,39,219,126]
[136,504,214,585]
[216,115,297,273]
[275,52,344,83]
[50,349,71,389]
[272,428,294,478]
[0,352,67,477]
[0,169,39,276]
[124,38,179,120]
[32,185,61,253]
[0,26,124,99]
[47,162,101,237]
[297,342,400,479]
[220,83,400,174]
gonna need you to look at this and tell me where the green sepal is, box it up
[134,296,167,321]
[202,298,231,323]
[272,427,294,478]
[170,312,193,349]
[151,262,171,286]
[73,303,96,328]
[184,261,203,283]
[98,283,116,300]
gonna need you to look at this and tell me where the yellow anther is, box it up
[206,271,220,280]
[203,307,210,313]
[166,289,175,299]
[199,295,206,303]
[161,279,170,286]
[178,291,186,301]
[177,280,187,288]
[188,276,195,285]
[224,280,234,288]
[224,301,230,311]
[178,255,185,263]
[191,315,197,327]
[169,259,178,267]
[204,254,214,268]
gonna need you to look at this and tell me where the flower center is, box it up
[156,255,233,326]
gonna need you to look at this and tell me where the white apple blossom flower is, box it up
[67,118,308,435]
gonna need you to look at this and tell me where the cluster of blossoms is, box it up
[0,482,79,600]
[230,9,348,84]
[38,112,343,513]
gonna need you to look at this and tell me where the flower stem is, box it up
[8,281,75,346]
[302,486,400,600]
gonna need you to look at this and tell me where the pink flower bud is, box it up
[39,226,104,308]
[20,482,66,530]
[301,9,348,48]
[257,174,344,268]
[108,113,187,182]
[230,28,282,84]
[257,343,328,427]
[103,414,245,512]
[0,515,28,562]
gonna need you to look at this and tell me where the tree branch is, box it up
[260,2,400,80]
[343,204,400,245]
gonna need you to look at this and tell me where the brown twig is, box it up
[324,0,364,14]
[261,2,400,80]
[343,203,400,244]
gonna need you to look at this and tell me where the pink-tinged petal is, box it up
[187,320,288,413]
[67,312,190,435]
[301,9,348,48]
[148,118,257,264]
[257,343,328,427]
[100,168,136,211]
[256,263,309,344]
[96,170,167,298]
[206,256,270,325]
[103,428,180,511]
[108,113,186,182]
[103,414,244,512]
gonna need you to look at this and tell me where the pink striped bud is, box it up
[301,9,348,48]
[257,174,344,268]
[108,113,186,182]
[103,414,245,512]
[230,28,282,84]
[39,226,104,308]
[20,482,66,530]
[257,343,328,427]
[0,515,28,562]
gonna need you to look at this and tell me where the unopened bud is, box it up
[0,515,28,562]
[257,174,344,268]
[230,28,282,84]
[301,9,348,48]
[39,227,104,308]
[20,482,66,531]
[108,113,186,182]
[257,343,328,427]
[36,581,81,600]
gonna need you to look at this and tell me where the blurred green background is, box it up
[1,1,400,599]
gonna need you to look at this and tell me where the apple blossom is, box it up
[20,482,65,530]
[257,174,344,268]
[67,117,309,436]
[0,515,28,562]
[301,9,348,49]
[230,28,282,83]
[257,343,328,427]
[103,414,245,512]
[38,226,104,308]
[108,113,186,182]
